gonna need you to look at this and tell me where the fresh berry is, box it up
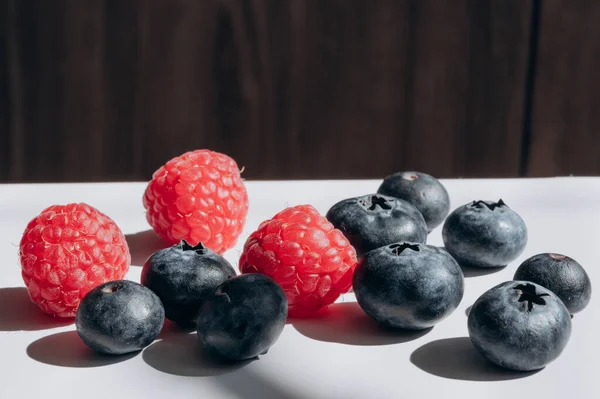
[143,149,249,254]
[377,171,450,232]
[353,242,464,330]
[326,194,427,256]
[197,274,287,361]
[76,280,164,355]
[442,199,527,268]
[468,281,571,371]
[19,203,131,318]
[239,205,358,317]
[514,253,592,315]
[141,240,236,327]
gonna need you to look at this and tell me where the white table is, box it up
[1,178,598,399]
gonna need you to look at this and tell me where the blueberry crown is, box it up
[514,283,549,312]
[101,281,124,294]
[179,240,207,255]
[470,199,506,210]
[358,195,393,211]
[389,243,420,255]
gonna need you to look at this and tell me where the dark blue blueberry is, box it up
[353,242,464,330]
[197,273,288,361]
[377,171,450,232]
[442,199,527,268]
[76,280,165,355]
[514,253,592,315]
[468,281,572,371]
[141,240,236,327]
[326,194,428,256]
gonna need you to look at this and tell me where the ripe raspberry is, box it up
[143,149,248,254]
[239,205,358,317]
[19,203,131,318]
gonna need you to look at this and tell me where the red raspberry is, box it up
[239,205,358,317]
[143,149,248,254]
[19,203,131,318]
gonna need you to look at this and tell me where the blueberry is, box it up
[514,253,592,315]
[468,281,571,371]
[76,280,165,355]
[197,273,288,361]
[377,171,450,232]
[353,242,464,330]
[141,240,236,327]
[442,199,527,268]
[326,194,428,256]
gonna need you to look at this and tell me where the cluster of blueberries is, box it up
[76,242,286,362]
[327,171,591,372]
[75,171,591,373]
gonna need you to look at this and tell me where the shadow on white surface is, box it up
[410,337,541,381]
[465,305,472,317]
[27,331,139,367]
[125,229,169,266]
[142,332,254,377]
[291,302,432,346]
[0,287,74,331]
[144,330,308,398]
[213,368,306,399]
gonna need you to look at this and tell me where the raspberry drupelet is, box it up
[239,205,358,317]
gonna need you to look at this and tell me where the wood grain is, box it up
[527,0,600,176]
[1,1,9,179]
[102,0,140,179]
[8,0,69,182]
[403,0,531,178]
[2,0,534,182]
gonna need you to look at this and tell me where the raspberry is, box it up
[19,203,131,318]
[239,205,358,317]
[143,149,248,254]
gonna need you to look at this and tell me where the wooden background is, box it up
[1,0,599,182]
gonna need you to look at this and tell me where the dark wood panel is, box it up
[60,0,107,180]
[104,0,140,179]
[1,1,9,179]
[527,0,600,176]
[9,0,67,182]
[2,0,533,182]
[403,0,531,177]
[282,0,412,178]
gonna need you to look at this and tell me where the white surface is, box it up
[0,178,599,399]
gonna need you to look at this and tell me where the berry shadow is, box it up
[125,229,170,266]
[27,330,138,367]
[211,367,305,399]
[291,301,432,346]
[410,337,541,381]
[465,305,472,317]
[142,332,254,377]
[0,287,73,331]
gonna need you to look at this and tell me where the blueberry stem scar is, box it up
[470,199,506,210]
[179,240,207,255]
[358,195,393,211]
[102,282,124,293]
[388,243,420,255]
[514,283,549,312]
